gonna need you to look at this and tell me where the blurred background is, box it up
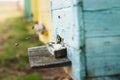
[0,0,69,80]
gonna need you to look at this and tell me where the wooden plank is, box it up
[28,46,71,68]
[52,7,82,49]
[51,0,81,10]
[38,0,52,43]
[87,75,120,80]
[52,8,75,48]
[84,0,120,78]
[63,8,75,48]
[84,8,120,37]
[51,0,120,10]
[83,0,120,10]
[24,0,32,21]
[51,0,64,10]
[86,37,120,77]
[31,0,39,22]
[51,1,86,79]
[86,56,120,77]
[51,9,65,43]
[71,3,86,80]
[51,0,73,10]
[86,37,120,56]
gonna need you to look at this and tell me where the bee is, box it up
[15,42,19,47]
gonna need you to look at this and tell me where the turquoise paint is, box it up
[83,0,120,10]
[50,0,120,80]
[84,9,120,37]
[86,37,120,77]
[24,0,32,21]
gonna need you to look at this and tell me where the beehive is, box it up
[31,0,38,22]
[51,0,120,80]
[37,0,52,43]
[24,0,32,21]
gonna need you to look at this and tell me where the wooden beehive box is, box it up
[50,0,120,80]
[31,0,52,43]
[31,0,39,22]
[37,0,52,43]
[28,0,72,72]
[24,0,32,21]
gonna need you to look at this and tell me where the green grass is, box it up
[0,73,42,80]
[15,73,43,80]
[0,17,43,80]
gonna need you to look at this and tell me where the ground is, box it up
[0,1,70,80]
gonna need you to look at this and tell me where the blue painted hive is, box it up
[50,0,120,80]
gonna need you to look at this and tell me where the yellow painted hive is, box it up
[37,0,52,43]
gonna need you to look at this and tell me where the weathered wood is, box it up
[87,75,120,80]
[46,43,67,58]
[51,0,86,79]
[51,0,120,80]
[84,8,120,37]
[28,46,71,68]
[83,0,120,10]
[38,0,52,43]
[86,37,120,77]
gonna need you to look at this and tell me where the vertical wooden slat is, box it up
[24,0,32,21]
[71,0,86,80]
[32,0,38,22]
[38,0,52,43]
